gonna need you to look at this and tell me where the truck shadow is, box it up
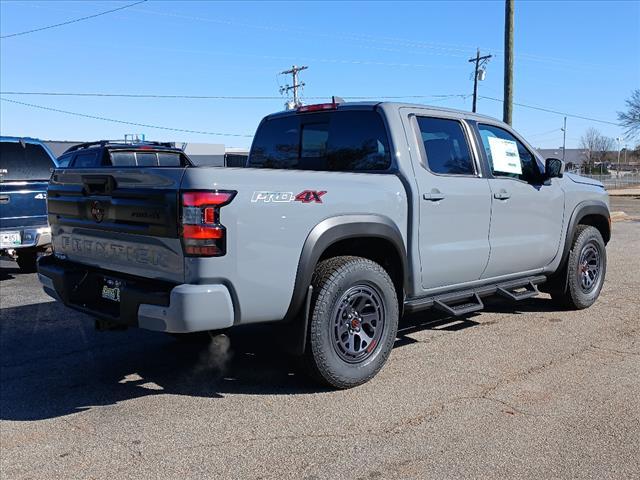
[1,296,557,421]
[0,264,19,281]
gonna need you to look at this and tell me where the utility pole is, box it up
[468,49,492,113]
[616,136,622,182]
[561,116,567,162]
[503,0,514,125]
[280,65,308,109]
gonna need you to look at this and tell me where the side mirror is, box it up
[545,158,564,179]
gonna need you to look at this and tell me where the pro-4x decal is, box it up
[294,190,327,203]
[252,190,327,204]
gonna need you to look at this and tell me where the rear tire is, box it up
[16,249,38,273]
[304,256,399,389]
[551,225,606,310]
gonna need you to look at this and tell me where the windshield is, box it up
[0,141,55,181]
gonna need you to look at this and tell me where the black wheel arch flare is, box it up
[283,214,408,324]
[560,200,611,269]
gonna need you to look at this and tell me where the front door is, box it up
[408,114,492,290]
[476,123,565,278]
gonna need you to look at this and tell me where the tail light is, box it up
[180,190,236,256]
[297,96,344,113]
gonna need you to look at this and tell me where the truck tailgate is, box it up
[47,168,186,283]
[0,180,48,229]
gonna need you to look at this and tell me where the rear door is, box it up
[0,140,55,230]
[475,123,565,278]
[47,167,187,283]
[402,111,492,290]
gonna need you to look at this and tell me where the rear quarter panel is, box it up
[180,167,407,324]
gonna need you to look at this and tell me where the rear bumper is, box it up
[37,256,235,333]
[138,284,234,333]
[0,226,51,250]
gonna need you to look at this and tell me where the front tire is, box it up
[551,225,606,309]
[304,256,399,389]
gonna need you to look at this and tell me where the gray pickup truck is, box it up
[38,100,610,388]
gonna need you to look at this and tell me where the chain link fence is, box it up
[568,165,640,190]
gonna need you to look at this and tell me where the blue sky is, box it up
[1,0,638,149]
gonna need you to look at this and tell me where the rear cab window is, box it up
[110,150,185,167]
[248,110,392,172]
[0,141,55,181]
[66,149,187,168]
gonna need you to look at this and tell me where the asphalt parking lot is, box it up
[1,205,639,479]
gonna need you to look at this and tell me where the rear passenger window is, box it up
[416,117,475,175]
[248,111,391,171]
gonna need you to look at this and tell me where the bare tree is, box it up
[580,128,614,171]
[618,89,640,139]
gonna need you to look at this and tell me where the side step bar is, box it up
[496,280,539,301]
[434,292,484,317]
[404,275,546,316]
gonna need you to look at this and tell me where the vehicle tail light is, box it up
[297,96,343,113]
[297,103,336,113]
[180,190,236,256]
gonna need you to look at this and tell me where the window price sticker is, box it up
[488,136,522,175]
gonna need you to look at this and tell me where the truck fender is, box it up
[283,214,408,326]
[558,200,610,271]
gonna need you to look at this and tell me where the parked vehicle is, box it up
[38,101,610,388]
[54,140,190,169]
[0,137,57,272]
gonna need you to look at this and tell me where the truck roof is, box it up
[62,140,181,154]
[1,136,49,144]
[266,100,502,124]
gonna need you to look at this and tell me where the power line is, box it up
[0,91,468,101]
[478,96,620,126]
[131,8,471,57]
[131,7,612,70]
[0,91,284,100]
[1,0,147,39]
[0,98,254,138]
[526,128,563,138]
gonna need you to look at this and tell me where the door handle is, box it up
[0,195,9,204]
[493,190,510,200]
[423,190,445,201]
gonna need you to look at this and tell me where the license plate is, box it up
[0,231,21,248]
[101,278,122,303]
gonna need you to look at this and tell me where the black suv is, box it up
[56,141,192,169]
